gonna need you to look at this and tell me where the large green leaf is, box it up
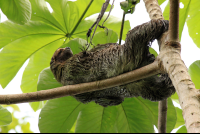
[175,107,184,129]
[188,60,200,89]
[92,29,118,45]
[158,0,167,5]
[0,0,31,24]
[0,106,12,126]
[37,67,62,91]
[45,0,79,33]
[75,102,118,133]
[30,0,66,33]
[117,98,154,133]
[176,125,187,133]
[186,0,200,48]
[163,0,191,41]
[0,21,64,88]
[137,97,177,133]
[75,0,111,20]
[39,96,84,133]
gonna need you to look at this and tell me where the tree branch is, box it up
[0,61,160,105]
[144,0,200,132]
[143,0,167,132]
[158,99,167,133]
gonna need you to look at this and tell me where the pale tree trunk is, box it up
[144,0,200,132]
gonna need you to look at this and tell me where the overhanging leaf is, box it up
[186,0,200,48]
[175,107,184,129]
[92,29,118,45]
[0,0,31,24]
[0,21,64,88]
[188,60,200,89]
[163,0,191,41]
[0,106,12,126]
[39,96,84,133]
[117,98,154,133]
[75,102,118,133]
[37,67,62,91]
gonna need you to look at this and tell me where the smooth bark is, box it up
[143,0,200,132]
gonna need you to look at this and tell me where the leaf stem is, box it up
[119,12,126,45]
[70,0,94,36]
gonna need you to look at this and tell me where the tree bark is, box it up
[143,0,200,132]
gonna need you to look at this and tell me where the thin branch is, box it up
[158,99,167,133]
[0,61,160,105]
[119,12,126,45]
[169,0,179,42]
[143,0,168,133]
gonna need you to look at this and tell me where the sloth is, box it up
[50,19,175,107]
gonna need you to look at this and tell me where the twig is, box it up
[119,12,126,45]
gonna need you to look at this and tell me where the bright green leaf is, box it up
[188,60,200,89]
[175,107,184,129]
[163,0,191,40]
[187,0,200,48]
[137,97,176,133]
[117,98,154,133]
[0,0,31,24]
[30,0,66,33]
[75,102,118,133]
[21,38,64,92]
[149,47,158,57]
[37,67,62,91]
[92,29,118,45]
[171,92,180,104]
[0,21,64,88]
[0,106,12,126]
[61,38,87,54]
[158,0,166,5]
[75,0,111,20]
[47,0,79,33]
[176,125,187,133]
[39,96,84,133]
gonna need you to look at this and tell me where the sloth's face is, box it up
[50,47,73,65]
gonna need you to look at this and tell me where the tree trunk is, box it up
[143,0,200,132]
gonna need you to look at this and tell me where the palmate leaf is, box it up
[39,96,84,133]
[0,0,127,110]
[0,0,31,24]
[0,21,64,89]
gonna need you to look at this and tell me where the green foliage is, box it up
[158,0,167,5]
[163,0,191,41]
[0,0,130,111]
[0,105,32,133]
[120,0,140,14]
[188,60,200,89]
[0,0,31,24]
[176,125,187,133]
[0,106,12,126]
[92,29,118,45]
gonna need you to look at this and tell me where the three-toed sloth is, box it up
[50,19,175,107]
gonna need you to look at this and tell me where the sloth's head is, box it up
[50,47,73,65]
[50,47,73,82]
